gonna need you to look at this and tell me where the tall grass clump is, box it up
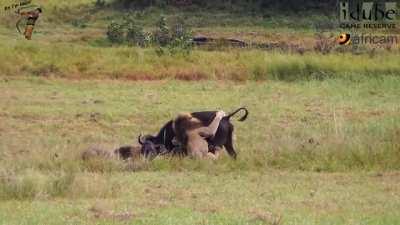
[81,157,126,173]
[0,170,76,200]
[266,54,335,81]
[1,35,399,80]
[0,172,38,200]
[47,172,76,197]
[262,52,400,81]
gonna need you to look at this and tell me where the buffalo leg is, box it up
[224,127,237,159]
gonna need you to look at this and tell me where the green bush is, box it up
[106,21,125,43]
[153,16,171,46]
[122,14,149,46]
[153,16,193,55]
[126,23,145,46]
[94,0,106,8]
[105,15,193,54]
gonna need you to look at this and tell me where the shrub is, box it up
[105,15,193,54]
[106,21,125,43]
[94,0,106,8]
[153,16,171,46]
[125,18,148,46]
[170,17,193,51]
[153,16,193,55]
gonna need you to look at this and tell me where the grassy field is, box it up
[1,77,400,172]
[2,40,400,81]
[0,77,400,224]
[1,0,400,224]
[1,171,399,225]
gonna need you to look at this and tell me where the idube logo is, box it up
[339,1,397,29]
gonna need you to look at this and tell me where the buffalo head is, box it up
[138,134,167,160]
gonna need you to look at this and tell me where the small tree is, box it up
[94,0,106,8]
[124,15,147,46]
[106,22,125,43]
[153,16,171,46]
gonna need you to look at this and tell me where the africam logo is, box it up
[338,33,351,45]
[337,33,398,45]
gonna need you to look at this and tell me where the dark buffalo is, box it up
[139,107,248,159]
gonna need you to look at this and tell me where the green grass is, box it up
[1,1,400,224]
[0,77,399,174]
[1,39,399,81]
[1,76,397,223]
[0,171,400,225]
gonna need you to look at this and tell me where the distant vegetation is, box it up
[0,0,398,81]
[106,15,193,54]
[1,40,399,81]
[111,0,338,13]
